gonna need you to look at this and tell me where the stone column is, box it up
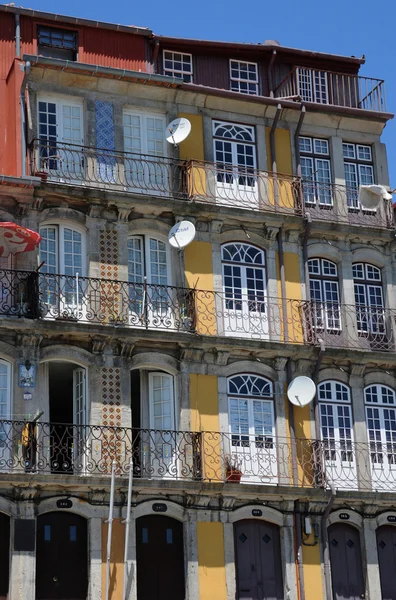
[185,509,199,600]
[362,517,382,600]
[282,510,299,600]
[89,517,102,600]
[349,368,371,491]
[127,511,137,600]
[223,521,236,600]
[9,506,36,600]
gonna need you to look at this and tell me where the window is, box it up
[365,385,396,478]
[296,68,328,103]
[37,26,78,61]
[343,143,374,209]
[127,235,171,327]
[308,258,340,330]
[353,263,384,335]
[318,381,353,463]
[299,137,332,205]
[163,50,193,82]
[0,360,11,462]
[39,224,86,316]
[228,374,276,482]
[230,60,259,95]
[123,111,167,190]
[213,121,257,204]
[221,243,267,338]
[37,97,83,175]
[39,225,85,276]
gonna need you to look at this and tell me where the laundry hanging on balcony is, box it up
[0,222,42,258]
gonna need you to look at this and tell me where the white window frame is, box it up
[123,110,167,158]
[365,384,396,487]
[39,222,87,276]
[148,372,176,431]
[127,234,172,286]
[343,142,374,209]
[353,263,384,336]
[229,59,259,95]
[0,360,11,421]
[296,68,329,104]
[163,50,193,83]
[308,258,341,331]
[299,136,332,206]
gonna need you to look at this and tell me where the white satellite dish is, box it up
[287,376,316,407]
[168,220,196,249]
[358,185,393,210]
[165,117,192,147]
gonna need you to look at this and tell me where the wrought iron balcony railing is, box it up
[1,270,396,351]
[301,181,394,229]
[30,139,187,199]
[274,66,387,113]
[186,161,303,214]
[29,141,394,229]
[301,300,396,352]
[1,420,395,492]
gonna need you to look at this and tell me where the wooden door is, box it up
[36,512,88,600]
[377,525,396,600]
[234,520,283,600]
[328,523,365,600]
[136,516,185,600]
[0,513,10,600]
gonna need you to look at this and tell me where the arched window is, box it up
[227,374,276,483]
[353,263,384,335]
[365,384,396,486]
[228,374,274,445]
[308,258,340,330]
[221,243,267,338]
[213,120,257,205]
[318,381,353,462]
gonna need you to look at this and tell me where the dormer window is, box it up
[230,60,259,95]
[37,26,78,61]
[163,50,193,82]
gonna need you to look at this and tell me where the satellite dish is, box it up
[168,220,196,249]
[287,376,316,407]
[165,118,192,147]
[358,185,393,210]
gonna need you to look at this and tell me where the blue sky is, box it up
[18,0,396,185]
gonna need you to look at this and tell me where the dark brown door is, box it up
[377,525,396,600]
[234,520,283,600]
[136,515,185,600]
[328,523,365,600]
[0,513,10,600]
[36,512,88,600]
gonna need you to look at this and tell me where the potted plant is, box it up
[225,455,243,483]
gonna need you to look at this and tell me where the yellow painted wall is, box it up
[197,522,227,600]
[302,539,324,600]
[265,126,294,209]
[275,251,303,343]
[177,112,206,197]
[190,374,221,481]
[184,241,216,335]
[102,519,125,600]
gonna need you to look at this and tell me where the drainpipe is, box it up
[277,228,289,343]
[15,12,21,58]
[268,49,277,97]
[269,104,282,211]
[294,105,306,178]
[19,62,31,178]
[302,213,312,302]
[322,485,336,600]
[152,39,160,74]
[294,500,306,600]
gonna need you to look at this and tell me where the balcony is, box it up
[29,141,394,229]
[274,66,387,113]
[1,270,396,351]
[30,139,187,200]
[0,420,394,493]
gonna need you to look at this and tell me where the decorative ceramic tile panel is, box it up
[101,367,123,471]
[99,229,121,322]
[95,100,116,182]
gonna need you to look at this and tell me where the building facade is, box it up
[0,5,395,600]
